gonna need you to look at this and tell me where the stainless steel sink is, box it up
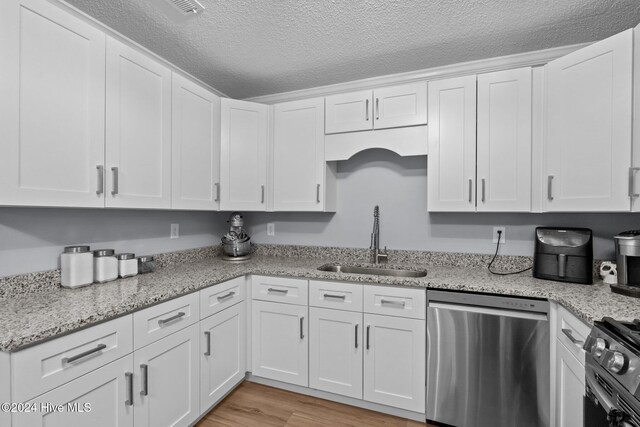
[317,264,427,278]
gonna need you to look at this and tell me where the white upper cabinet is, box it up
[427,76,477,212]
[220,99,269,211]
[273,98,326,211]
[171,73,221,211]
[545,29,633,212]
[325,90,373,134]
[476,68,532,212]
[373,82,428,130]
[105,37,172,209]
[0,0,106,208]
[325,83,427,134]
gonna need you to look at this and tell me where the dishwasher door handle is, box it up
[428,302,548,321]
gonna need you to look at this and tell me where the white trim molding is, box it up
[245,43,590,104]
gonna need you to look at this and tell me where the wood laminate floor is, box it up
[196,381,435,427]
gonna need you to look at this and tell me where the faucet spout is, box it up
[370,205,388,264]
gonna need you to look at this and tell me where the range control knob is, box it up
[593,338,608,357]
[607,352,627,374]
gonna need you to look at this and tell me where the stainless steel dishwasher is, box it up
[426,290,550,427]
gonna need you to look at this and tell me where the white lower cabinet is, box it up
[555,343,584,427]
[133,324,200,427]
[13,355,134,427]
[200,302,246,410]
[363,313,425,413]
[309,307,363,399]
[251,300,308,386]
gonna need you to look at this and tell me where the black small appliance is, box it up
[533,227,593,284]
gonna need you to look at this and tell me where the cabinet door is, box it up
[373,83,427,130]
[363,313,425,413]
[105,37,172,209]
[171,73,221,210]
[134,324,200,427]
[556,342,584,427]
[13,355,133,427]
[309,308,362,399]
[273,98,325,211]
[200,302,246,411]
[325,90,373,134]
[220,99,268,211]
[545,29,633,212]
[0,0,105,207]
[427,76,477,212]
[251,300,308,386]
[477,68,532,212]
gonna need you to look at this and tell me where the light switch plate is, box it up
[170,223,179,239]
[267,223,275,236]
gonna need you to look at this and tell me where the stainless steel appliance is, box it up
[615,231,640,286]
[221,212,251,260]
[584,318,640,427]
[533,227,593,284]
[426,290,550,427]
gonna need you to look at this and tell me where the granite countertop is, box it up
[0,252,637,352]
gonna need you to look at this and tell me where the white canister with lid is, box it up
[60,246,94,288]
[93,249,118,283]
[117,253,138,278]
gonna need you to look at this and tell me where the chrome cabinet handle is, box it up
[125,372,133,406]
[323,293,346,300]
[217,291,235,301]
[366,325,370,350]
[140,364,148,396]
[157,311,185,326]
[62,343,107,364]
[96,165,104,195]
[481,178,486,203]
[261,185,265,203]
[316,184,321,203]
[214,182,220,202]
[111,167,119,196]
[562,328,583,345]
[381,299,406,307]
[355,324,359,349]
[468,179,473,203]
[300,317,304,340]
[365,99,369,121]
[629,168,640,198]
[267,288,288,295]
[547,175,554,201]
[375,98,379,120]
[204,331,211,356]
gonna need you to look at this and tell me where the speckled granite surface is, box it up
[0,245,632,352]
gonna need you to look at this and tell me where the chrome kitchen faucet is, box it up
[370,205,388,264]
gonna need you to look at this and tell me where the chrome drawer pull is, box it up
[355,324,359,349]
[125,372,133,406]
[629,168,640,198]
[468,179,473,203]
[300,317,305,340]
[204,331,211,356]
[547,175,554,201]
[267,288,288,295]
[217,291,235,301]
[62,343,107,364]
[323,293,346,300]
[381,299,406,307]
[96,165,104,195]
[214,182,220,202]
[158,311,185,325]
[365,99,370,121]
[366,325,370,350]
[562,328,583,345]
[317,184,321,203]
[111,167,119,196]
[140,364,148,396]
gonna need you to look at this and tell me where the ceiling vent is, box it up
[167,0,205,15]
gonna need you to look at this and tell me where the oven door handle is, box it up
[585,365,616,414]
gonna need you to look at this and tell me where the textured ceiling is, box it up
[63,0,640,99]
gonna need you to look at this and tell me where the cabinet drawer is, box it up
[557,305,590,364]
[309,280,362,312]
[134,292,199,349]
[363,286,426,319]
[200,276,245,319]
[251,276,308,306]
[11,314,133,402]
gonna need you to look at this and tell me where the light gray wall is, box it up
[2,149,638,277]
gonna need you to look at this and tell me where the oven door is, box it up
[585,362,640,427]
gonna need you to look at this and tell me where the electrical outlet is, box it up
[267,223,275,236]
[170,223,179,239]
[493,227,506,244]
